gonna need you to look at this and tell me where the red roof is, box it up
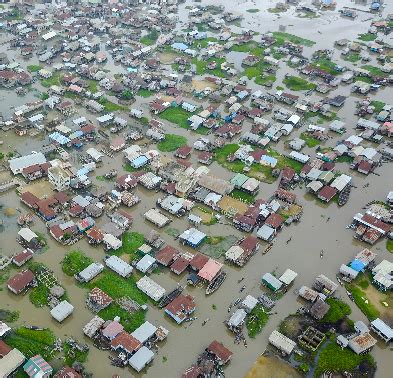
[155,245,181,266]
[0,340,12,357]
[20,191,40,208]
[170,257,189,275]
[281,167,295,181]
[265,213,284,229]
[110,331,141,353]
[207,340,233,364]
[189,253,209,271]
[175,145,192,158]
[182,366,202,378]
[165,295,195,321]
[12,249,34,266]
[54,366,82,378]
[198,259,222,282]
[358,160,373,174]
[361,214,390,233]
[88,287,113,308]
[239,236,259,253]
[318,186,337,202]
[86,226,104,242]
[7,270,34,294]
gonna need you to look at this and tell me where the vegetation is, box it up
[192,37,220,48]
[63,341,89,366]
[40,72,62,87]
[137,89,154,98]
[311,58,341,75]
[87,270,147,303]
[300,132,320,148]
[321,298,351,323]
[157,134,187,152]
[358,33,377,42]
[246,8,260,13]
[110,232,145,260]
[27,65,42,73]
[121,90,134,101]
[192,57,227,78]
[87,80,98,93]
[246,305,269,338]
[99,303,146,333]
[140,29,159,45]
[370,100,385,113]
[356,75,373,84]
[283,76,316,91]
[62,251,93,277]
[0,309,20,322]
[315,341,375,378]
[387,239,393,253]
[361,65,387,77]
[5,327,56,360]
[230,189,255,204]
[335,155,354,163]
[343,53,361,63]
[272,32,315,47]
[232,41,264,56]
[29,284,50,307]
[98,97,127,112]
[159,106,195,129]
[206,236,225,245]
[345,284,380,320]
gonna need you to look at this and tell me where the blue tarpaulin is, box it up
[350,259,365,272]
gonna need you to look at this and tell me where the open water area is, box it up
[0,0,392,377]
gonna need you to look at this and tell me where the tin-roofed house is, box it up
[165,295,196,324]
[23,355,53,378]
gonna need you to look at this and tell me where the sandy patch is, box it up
[218,195,249,215]
[21,180,54,199]
[192,79,217,91]
[363,285,393,323]
[246,355,301,378]
[158,52,178,64]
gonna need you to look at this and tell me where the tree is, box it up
[121,90,134,101]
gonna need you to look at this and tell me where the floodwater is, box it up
[0,0,392,377]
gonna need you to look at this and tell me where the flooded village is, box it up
[0,0,392,377]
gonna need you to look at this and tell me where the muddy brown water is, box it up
[0,0,393,377]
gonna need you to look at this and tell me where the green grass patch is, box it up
[140,29,159,46]
[88,270,147,303]
[98,97,127,112]
[0,309,19,322]
[283,76,316,91]
[29,284,50,308]
[356,75,373,83]
[321,298,351,323]
[315,341,375,378]
[246,8,260,13]
[110,232,145,260]
[335,155,354,163]
[268,7,284,14]
[5,327,56,360]
[40,72,62,87]
[63,341,88,366]
[343,53,360,63]
[157,134,187,152]
[387,239,393,253]
[98,303,145,333]
[159,106,195,129]
[233,41,265,56]
[206,236,225,245]
[246,305,269,338]
[137,88,154,98]
[370,100,385,113]
[62,250,93,277]
[27,65,42,73]
[300,132,321,147]
[192,57,226,78]
[361,65,387,77]
[272,32,315,47]
[358,33,377,42]
[345,285,380,320]
[192,37,220,48]
[311,58,341,75]
[87,80,98,93]
[230,189,256,204]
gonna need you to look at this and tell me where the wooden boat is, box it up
[158,285,183,308]
[206,270,227,295]
[263,243,273,255]
[338,186,351,206]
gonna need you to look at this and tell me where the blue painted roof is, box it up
[131,155,148,168]
[49,132,70,145]
[350,259,365,272]
[171,42,189,51]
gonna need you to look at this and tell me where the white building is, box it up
[48,165,72,191]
